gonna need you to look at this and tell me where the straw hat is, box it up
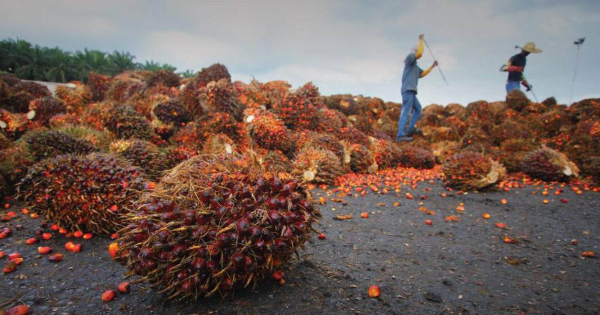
[522,42,542,53]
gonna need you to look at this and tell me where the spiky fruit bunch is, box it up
[171,112,244,147]
[57,124,112,151]
[397,145,435,169]
[506,90,529,112]
[202,133,236,156]
[153,99,192,126]
[542,97,557,108]
[430,141,461,163]
[197,63,232,85]
[271,92,318,130]
[0,109,30,139]
[253,149,292,174]
[105,105,154,140]
[87,72,111,102]
[260,80,291,105]
[347,143,378,174]
[334,127,370,147]
[375,116,399,140]
[323,94,359,116]
[581,157,600,184]
[48,114,81,128]
[81,102,112,130]
[18,153,146,233]
[163,146,197,169]
[106,77,145,103]
[28,97,67,126]
[24,130,99,161]
[234,80,268,109]
[0,73,20,87]
[147,70,181,88]
[196,79,243,121]
[1,90,35,113]
[0,132,10,150]
[368,138,401,169]
[292,147,343,184]
[115,154,319,299]
[55,83,92,115]
[314,108,348,134]
[490,120,531,144]
[521,147,579,182]
[111,140,170,180]
[421,126,459,142]
[445,103,466,118]
[569,98,600,122]
[296,132,347,165]
[295,82,323,105]
[182,64,232,115]
[244,108,294,154]
[14,81,52,98]
[442,152,507,191]
[349,114,376,136]
[498,139,537,172]
[534,109,571,137]
[0,143,34,199]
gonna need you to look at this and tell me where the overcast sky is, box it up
[1,0,598,105]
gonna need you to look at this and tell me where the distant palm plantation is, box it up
[0,38,195,82]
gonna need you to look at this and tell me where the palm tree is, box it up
[108,51,137,75]
[74,49,111,81]
[179,69,197,78]
[4,39,47,80]
[44,48,75,82]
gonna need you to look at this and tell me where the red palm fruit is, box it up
[42,233,52,240]
[48,253,63,262]
[26,237,38,245]
[65,242,75,251]
[236,218,250,234]
[108,242,119,259]
[318,233,326,240]
[50,223,59,231]
[3,261,17,274]
[38,247,52,254]
[117,282,131,294]
[102,290,116,302]
[83,233,93,239]
[192,258,205,271]
[7,304,30,315]
[72,244,82,253]
[0,251,5,258]
[368,285,381,298]
[8,253,21,260]
[74,231,83,238]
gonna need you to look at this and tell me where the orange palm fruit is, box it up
[102,290,116,302]
[108,242,119,259]
[360,212,369,218]
[117,282,130,293]
[38,247,52,254]
[48,253,63,262]
[6,304,30,315]
[368,285,381,298]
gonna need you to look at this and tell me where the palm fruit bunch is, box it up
[294,82,323,106]
[430,141,461,163]
[368,138,401,169]
[520,146,579,182]
[2,90,36,113]
[234,80,268,109]
[152,99,193,126]
[182,64,231,116]
[81,102,112,130]
[14,81,52,98]
[0,109,30,139]
[163,145,197,170]
[314,108,348,134]
[243,108,294,155]
[196,79,244,121]
[105,105,154,140]
[296,131,348,166]
[536,109,571,137]
[253,149,292,174]
[48,113,81,128]
[490,120,531,145]
[542,97,557,108]
[0,143,34,200]
[0,132,10,150]
[87,72,111,102]
[292,147,343,184]
[202,133,236,156]
[442,152,506,190]
[323,94,359,116]
[106,76,145,103]
[396,145,435,169]
[347,143,378,174]
[271,91,318,131]
[197,63,232,85]
[419,104,446,127]
[23,130,100,161]
[56,124,111,150]
[334,126,370,146]
[375,115,399,140]
[464,101,493,123]
[169,122,206,152]
[445,103,466,118]
[17,153,146,233]
[110,140,170,180]
[260,80,291,106]
[569,98,600,123]
[506,90,529,112]
[195,111,243,142]
[146,70,181,88]
[28,97,67,126]
[581,157,600,184]
[114,153,320,299]
[55,83,92,115]
[498,139,537,172]
[349,114,376,136]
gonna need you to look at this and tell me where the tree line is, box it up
[0,38,196,83]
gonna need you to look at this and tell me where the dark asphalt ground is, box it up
[1,177,599,315]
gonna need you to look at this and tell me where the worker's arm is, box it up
[415,34,425,59]
[420,60,438,78]
[508,65,524,72]
[521,76,532,91]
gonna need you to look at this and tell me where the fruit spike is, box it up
[115,153,320,300]
[442,152,506,191]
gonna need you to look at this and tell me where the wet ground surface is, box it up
[1,177,599,315]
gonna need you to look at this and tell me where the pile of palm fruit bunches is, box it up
[1,64,599,298]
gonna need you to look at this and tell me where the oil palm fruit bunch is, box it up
[196,79,243,121]
[14,81,52,98]
[442,152,506,191]
[0,132,10,150]
[581,157,600,184]
[506,90,529,112]
[197,63,232,85]
[56,124,112,151]
[294,82,323,106]
[569,98,600,122]
[0,143,34,200]
[292,147,343,184]
[520,146,579,182]
[114,154,320,299]
[314,108,348,134]
[323,94,359,116]
[28,97,67,126]
[153,99,193,126]
[110,140,170,180]
[243,108,294,155]
[0,109,30,140]
[234,80,268,109]
[106,77,145,103]
[182,64,232,117]
[146,70,181,88]
[48,113,81,128]
[349,114,376,136]
[201,133,236,156]
[170,121,205,152]
[105,105,154,140]
[334,126,370,147]
[260,80,291,106]
[368,138,401,169]
[271,91,318,131]
[396,145,435,169]
[81,102,112,130]
[24,130,100,161]
[195,111,243,143]
[498,139,537,172]
[87,72,111,102]
[1,90,35,113]
[253,149,292,174]
[490,120,531,145]
[55,83,92,115]
[296,131,348,165]
[347,143,378,174]
[18,153,146,233]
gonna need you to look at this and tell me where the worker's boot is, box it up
[395,136,413,142]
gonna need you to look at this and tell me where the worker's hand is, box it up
[432,60,438,68]
[419,34,424,39]
[522,80,532,91]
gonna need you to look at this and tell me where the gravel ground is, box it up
[1,178,599,315]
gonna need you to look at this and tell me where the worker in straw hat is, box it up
[504,42,542,94]
[396,34,438,142]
